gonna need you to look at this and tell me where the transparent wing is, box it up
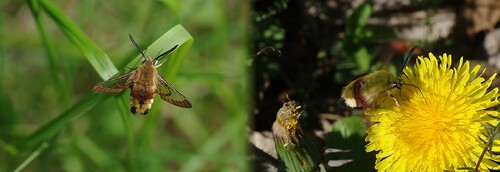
[92,72,131,93]
[156,74,192,108]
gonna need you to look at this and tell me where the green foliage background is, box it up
[0,0,250,171]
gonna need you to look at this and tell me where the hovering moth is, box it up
[340,47,422,108]
[92,34,192,115]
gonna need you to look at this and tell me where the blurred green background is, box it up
[1,0,250,171]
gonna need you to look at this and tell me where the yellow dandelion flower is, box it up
[365,53,500,171]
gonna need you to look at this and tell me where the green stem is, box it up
[475,123,500,171]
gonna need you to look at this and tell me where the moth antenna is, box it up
[129,34,146,59]
[153,45,178,62]
[397,47,416,76]
[156,49,164,57]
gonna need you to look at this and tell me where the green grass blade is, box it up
[16,93,107,151]
[28,0,71,107]
[160,0,181,18]
[116,25,193,171]
[124,24,193,80]
[0,0,16,146]
[180,111,248,172]
[139,25,194,141]
[38,0,118,79]
[154,25,194,80]
[137,26,207,150]
[0,138,17,155]
[115,94,137,171]
[72,134,124,170]
[13,142,49,172]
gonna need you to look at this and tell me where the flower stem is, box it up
[475,123,500,171]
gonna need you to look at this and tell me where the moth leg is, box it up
[130,106,137,115]
[398,88,409,102]
[390,93,401,107]
[376,95,388,108]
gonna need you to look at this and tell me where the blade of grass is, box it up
[0,2,4,82]
[28,0,71,107]
[153,25,194,80]
[117,25,194,171]
[0,0,16,143]
[13,142,50,172]
[160,0,181,18]
[134,25,194,170]
[72,132,124,170]
[28,1,133,170]
[27,1,194,171]
[0,138,17,155]
[180,110,248,172]
[139,25,199,145]
[179,81,249,171]
[16,93,107,151]
[38,0,118,79]
[115,94,137,171]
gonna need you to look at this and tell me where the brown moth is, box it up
[92,34,192,115]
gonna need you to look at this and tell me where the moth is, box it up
[340,47,422,108]
[92,34,192,115]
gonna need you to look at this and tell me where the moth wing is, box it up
[341,77,365,108]
[92,72,132,93]
[155,74,192,108]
